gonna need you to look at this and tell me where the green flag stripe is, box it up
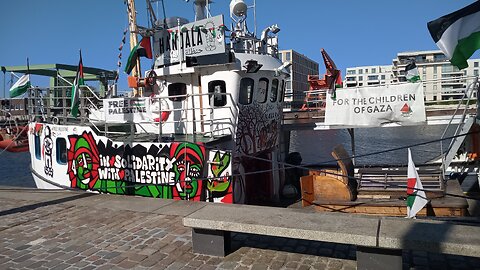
[450,31,480,69]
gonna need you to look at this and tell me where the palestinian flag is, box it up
[427,1,480,69]
[405,61,420,83]
[9,74,31,98]
[125,37,153,74]
[406,148,428,218]
[71,52,84,118]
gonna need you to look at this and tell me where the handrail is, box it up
[27,85,239,139]
[439,76,478,177]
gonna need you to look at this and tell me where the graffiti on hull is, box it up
[66,131,232,202]
[206,150,232,203]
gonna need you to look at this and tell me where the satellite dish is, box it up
[230,0,247,17]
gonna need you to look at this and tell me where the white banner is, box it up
[325,83,426,127]
[103,98,152,123]
[153,15,226,67]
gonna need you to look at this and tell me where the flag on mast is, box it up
[71,51,84,118]
[9,74,30,98]
[125,37,152,74]
[406,148,428,218]
[405,59,420,83]
[9,58,31,98]
[427,1,480,69]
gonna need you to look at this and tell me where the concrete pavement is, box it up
[0,187,478,269]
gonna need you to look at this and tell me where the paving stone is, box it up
[0,192,479,270]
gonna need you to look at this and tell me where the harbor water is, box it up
[290,124,457,167]
[0,124,457,188]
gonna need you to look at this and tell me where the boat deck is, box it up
[310,179,468,217]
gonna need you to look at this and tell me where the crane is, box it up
[300,49,342,111]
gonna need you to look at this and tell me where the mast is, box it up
[126,0,141,96]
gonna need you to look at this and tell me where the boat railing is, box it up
[27,86,238,140]
[145,92,238,138]
[228,34,279,58]
[439,76,479,174]
[285,76,479,112]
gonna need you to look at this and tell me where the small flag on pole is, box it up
[71,51,84,118]
[406,148,428,218]
[427,1,480,70]
[405,59,420,83]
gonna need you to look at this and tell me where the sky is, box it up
[0,0,477,97]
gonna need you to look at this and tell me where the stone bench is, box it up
[183,203,480,270]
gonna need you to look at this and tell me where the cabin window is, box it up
[239,78,254,105]
[208,80,227,107]
[270,79,279,102]
[279,80,285,102]
[168,83,187,101]
[56,138,67,165]
[34,135,41,160]
[257,78,269,103]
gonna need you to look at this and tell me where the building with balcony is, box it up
[279,50,319,109]
[344,65,394,88]
[392,50,479,101]
[344,50,480,102]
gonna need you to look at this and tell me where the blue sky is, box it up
[0,0,477,97]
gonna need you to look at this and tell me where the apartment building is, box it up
[279,50,319,109]
[344,50,480,102]
[344,65,394,88]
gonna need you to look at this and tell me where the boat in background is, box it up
[0,120,28,153]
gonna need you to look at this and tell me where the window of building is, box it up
[239,78,254,105]
[358,76,363,81]
[371,68,376,73]
[358,69,363,74]
[347,70,356,75]
[434,54,447,62]
[270,79,279,102]
[257,78,269,103]
[367,75,378,80]
[365,69,369,74]
[56,138,67,165]
[346,77,356,81]
[35,135,41,160]
[381,75,385,80]
[285,52,291,61]
[168,83,187,101]
[433,66,438,74]
[475,70,479,76]
[208,80,227,107]
[474,62,479,68]
[286,80,292,90]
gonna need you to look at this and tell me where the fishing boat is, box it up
[25,0,289,204]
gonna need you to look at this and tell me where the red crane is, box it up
[301,49,342,111]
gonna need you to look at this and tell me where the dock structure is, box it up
[0,187,479,269]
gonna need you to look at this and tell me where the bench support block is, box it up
[192,228,231,257]
[356,246,403,270]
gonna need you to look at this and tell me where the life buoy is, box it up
[149,94,171,124]
[154,112,171,123]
